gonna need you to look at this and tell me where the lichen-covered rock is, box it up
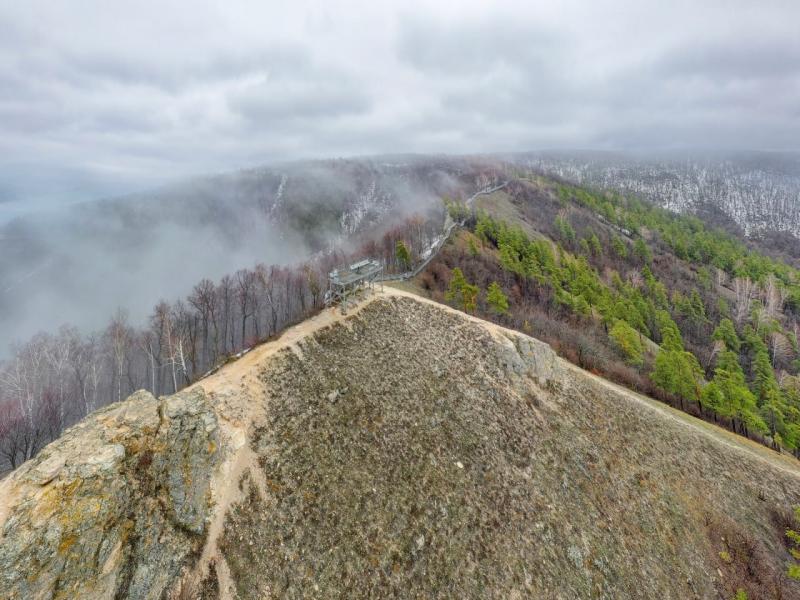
[497,329,560,383]
[2,292,800,599]
[0,388,220,600]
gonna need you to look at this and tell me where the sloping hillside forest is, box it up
[2,161,800,473]
[421,173,800,455]
[0,209,446,472]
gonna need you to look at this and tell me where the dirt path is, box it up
[383,284,800,478]
[184,290,384,599]
[565,361,800,478]
[183,285,800,596]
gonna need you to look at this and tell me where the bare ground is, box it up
[181,288,800,599]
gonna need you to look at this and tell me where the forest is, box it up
[420,174,800,454]
[0,213,444,473]
[3,166,800,472]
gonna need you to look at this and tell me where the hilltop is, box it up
[416,171,800,458]
[0,288,799,599]
[520,151,800,246]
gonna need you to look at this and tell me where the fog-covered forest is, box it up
[0,157,502,471]
[0,157,475,355]
[3,153,800,472]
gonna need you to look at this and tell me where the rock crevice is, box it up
[0,388,221,600]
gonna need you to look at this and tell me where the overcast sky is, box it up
[1,0,798,215]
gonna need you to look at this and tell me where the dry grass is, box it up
[209,295,800,599]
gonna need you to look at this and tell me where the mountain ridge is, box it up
[1,288,799,598]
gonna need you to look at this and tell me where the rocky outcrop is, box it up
[1,291,800,599]
[0,388,220,599]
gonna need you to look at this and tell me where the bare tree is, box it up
[138,330,160,396]
[763,274,784,321]
[235,269,256,348]
[107,309,133,403]
[218,275,235,355]
[44,327,76,435]
[0,400,29,470]
[0,254,333,471]
[173,300,198,382]
[733,277,755,324]
[72,333,103,416]
[304,264,322,310]
[258,264,281,337]
[189,278,219,366]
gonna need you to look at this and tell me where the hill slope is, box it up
[0,289,799,599]
[0,155,488,354]
[417,171,800,457]
[521,151,800,242]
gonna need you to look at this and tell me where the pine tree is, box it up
[753,349,780,405]
[652,348,703,406]
[652,310,703,406]
[609,320,644,367]
[701,381,724,415]
[710,350,767,435]
[655,310,684,351]
[589,233,602,257]
[486,281,509,316]
[395,240,411,269]
[446,268,479,314]
[689,290,707,324]
[554,215,576,244]
[612,236,628,259]
[787,506,800,580]
[633,237,651,264]
[446,268,467,304]
[712,318,741,352]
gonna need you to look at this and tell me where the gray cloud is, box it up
[228,66,372,125]
[0,0,798,215]
[657,38,800,83]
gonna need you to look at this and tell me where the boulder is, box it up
[0,388,220,600]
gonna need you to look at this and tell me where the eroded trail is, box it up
[185,291,384,598]
[2,287,800,599]
[188,285,800,599]
[569,361,800,479]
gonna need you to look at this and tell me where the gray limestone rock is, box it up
[0,388,220,600]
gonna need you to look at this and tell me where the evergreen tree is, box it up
[462,283,479,314]
[633,237,651,264]
[712,318,740,352]
[701,381,724,414]
[611,236,628,259]
[689,290,707,323]
[395,240,411,269]
[655,310,684,351]
[786,506,800,580]
[589,233,602,257]
[554,215,576,244]
[710,350,767,435]
[652,310,703,405]
[652,348,703,405]
[753,348,780,405]
[445,267,466,306]
[609,320,644,367]
[486,281,509,316]
[445,268,478,314]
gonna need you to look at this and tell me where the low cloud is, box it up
[0,0,798,214]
